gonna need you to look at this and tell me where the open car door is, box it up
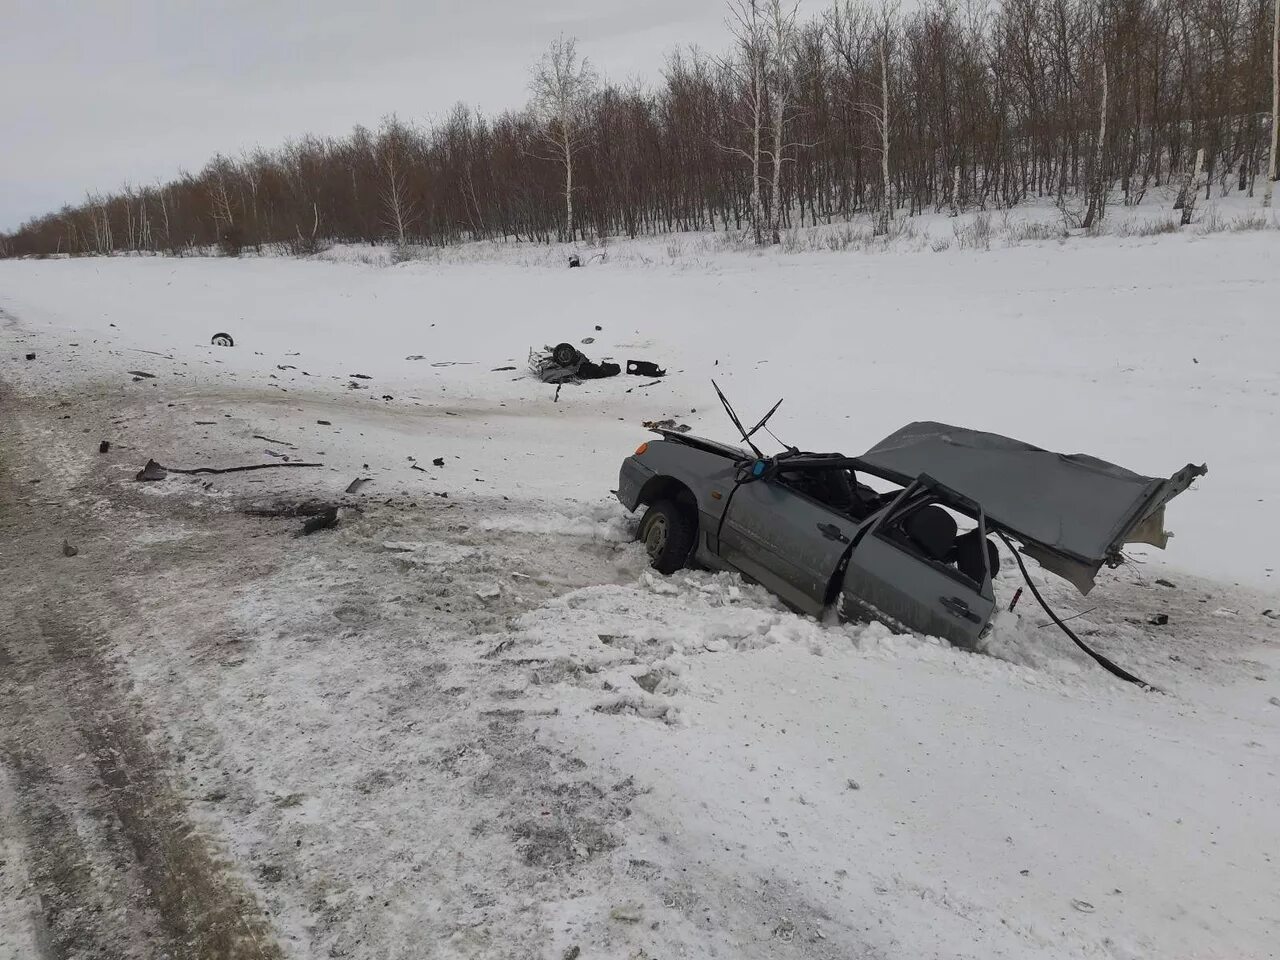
[860,422,1207,593]
[839,478,996,649]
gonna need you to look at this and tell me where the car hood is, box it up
[861,422,1207,593]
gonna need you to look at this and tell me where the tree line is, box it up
[3,0,1277,258]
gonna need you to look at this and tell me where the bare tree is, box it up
[763,0,803,241]
[1266,0,1279,207]
[531,35,598,242]
[375,116,419,246]
[1082,61,1108,228]
[841,4,896,234]
[1181,147,1206,225]
[718,0,771,244]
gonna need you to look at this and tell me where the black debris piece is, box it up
[297,506,339,537]
[410,464,428,473]
[350,373,372,380]
[1149,613,1170,626]
[492,366,517,372]
[1155,578,1177,589]
[25,352,36,361]
[626,360,666,378]
[99,440,111,454]
[568,254,581,268]
[211,332,235,347]
[136,459,168,482]
[127,370,157,379]
[594,325,602,331]
[317,419,332,426]
[138,458,322,479]
[432,457,445,467]
[406,354,425,360]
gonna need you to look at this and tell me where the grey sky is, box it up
[1,0,732,232]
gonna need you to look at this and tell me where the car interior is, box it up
[778,465,998,588]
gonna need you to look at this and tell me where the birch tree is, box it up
[841,4,896,235]
[763,0,802,241]
[1266,0,1279,207]
[1082,61,1108,228]
[375,116,418,246]
[531,36,598,242]
[718,0,770,244]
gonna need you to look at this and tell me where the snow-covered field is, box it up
[2,212,1279,960]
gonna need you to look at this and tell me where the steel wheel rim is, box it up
[644,514,669,559]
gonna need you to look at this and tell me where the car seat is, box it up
[902,505,957,562]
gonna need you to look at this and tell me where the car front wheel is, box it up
[638,499,696,575]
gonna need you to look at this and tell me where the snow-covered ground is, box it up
[2,208,1279,960]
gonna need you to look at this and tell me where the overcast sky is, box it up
[1,0,733,232]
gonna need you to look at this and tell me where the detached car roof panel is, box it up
[861,421,1206,592]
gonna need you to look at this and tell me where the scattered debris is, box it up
[136,459,168,481]
[243,500,334,519]
[296,506,339,537]
[594,325,602,331]
[846,778,861,791]
[1263,609,1278,620]
[277,364,297,371]
[410,464,428,473]
[581,336,595,344]
[345,478,371,494]
[1071,899,1096,913]
[492,366,517,372]
[432,457,445,467]
[98,440,110,454]
[405,354,425,361]
[568,254,581,268]
[135,457,323,480]
[1155,578,1177,588]
[195,420,216,425]
[381,394,394,401]
[317,419,332,426]
[1149,613,1170,626]
[643,419,691,433]
[349,373,372,380]
[253,434,296,448]
[61,540,78,558]
[127,370,157,379]
[609,904,643,923]
[25,352,36,361]
[627,360,666,377]
[530,342,621,382]
[211,332,235,347]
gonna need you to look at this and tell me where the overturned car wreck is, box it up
[616,399,1206,671]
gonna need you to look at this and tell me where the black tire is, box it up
[552,342,580,366]
[638,499,696,575]
[211,332,235,347]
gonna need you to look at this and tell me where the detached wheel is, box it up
[552,342,580,366]
[639,499,696,575]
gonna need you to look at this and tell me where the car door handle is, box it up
[817,523,849,543]
[940,596,982,623]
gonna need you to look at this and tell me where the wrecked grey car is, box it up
[616,420,1206,650]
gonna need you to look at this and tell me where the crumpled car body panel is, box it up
[616,424,1205,647]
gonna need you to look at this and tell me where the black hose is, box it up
[995,532,1158,693]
